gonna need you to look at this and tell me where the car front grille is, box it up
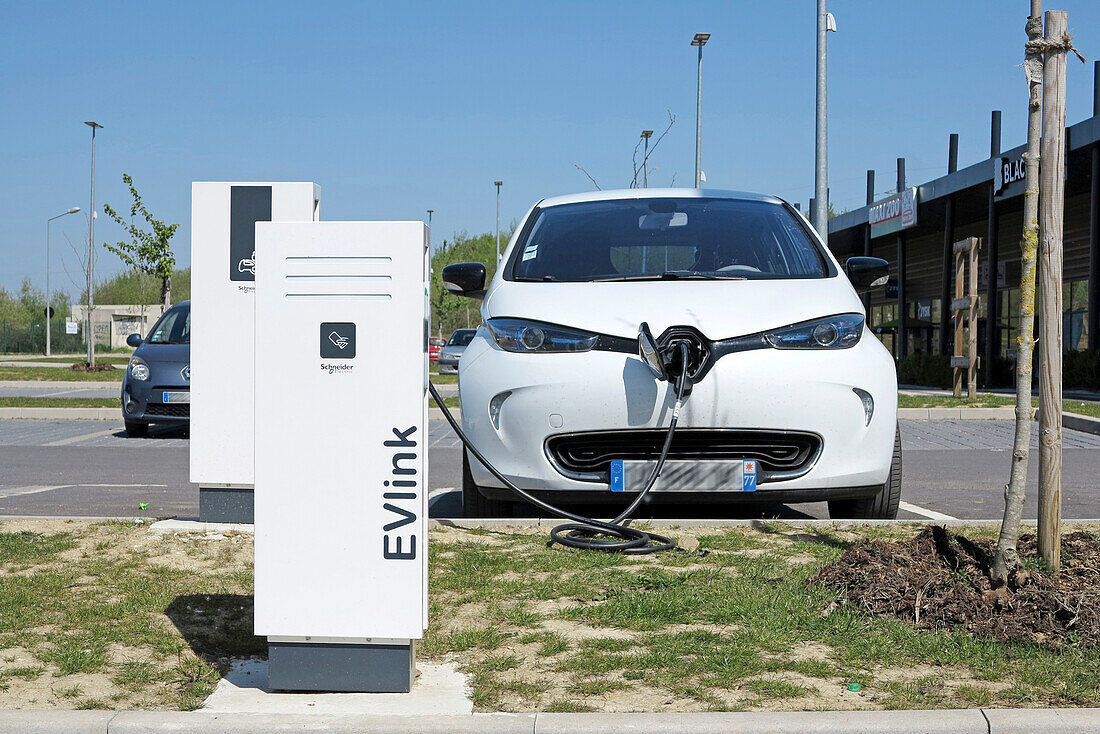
[545,429,821,483]
[146,403,190,418]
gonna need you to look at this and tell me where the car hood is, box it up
[484,278,863,340]
[439,346,467,357]
[133,343,190,363]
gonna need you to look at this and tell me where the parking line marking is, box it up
[0,485,69,499]
[898,501,958,522]
[44,428,120,446]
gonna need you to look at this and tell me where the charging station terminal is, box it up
[189,182,321,523]
[253,221,429,692]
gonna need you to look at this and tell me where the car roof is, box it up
[535,188,785,209]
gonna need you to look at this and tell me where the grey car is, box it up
[437,328,477,374]
[121,301,190,437]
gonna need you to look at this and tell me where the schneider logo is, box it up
[320,322,356,359]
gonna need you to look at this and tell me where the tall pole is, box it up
[84,121,103,366]
[1038,9,1069,571]
[494,181,503,263]
[426,209,433,227]
[45,207,81,357]
[813,1,832,242]
[641,130,653,188]
[692,33,709,188]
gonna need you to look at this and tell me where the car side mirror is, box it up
[844,257,890,294]
[442,262,487,299]
[126,333,143,348]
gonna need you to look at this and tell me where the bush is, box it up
[897,353,953,388]
[1065,350,1100,390]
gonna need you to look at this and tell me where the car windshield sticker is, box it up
[522,243,538,261]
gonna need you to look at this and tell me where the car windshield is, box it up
[447,330,476,347]
[509,198,828,282]
[147,306,190,344]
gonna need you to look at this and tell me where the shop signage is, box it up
[916,301,932,321]
[993,155,1026,199]
[869,187,918,237]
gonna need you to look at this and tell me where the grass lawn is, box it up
[0,397,119,408]
[3,520,1099,713]
[430,373,458,385]
[0,366,123,382]
[898,392,1100,419]
[17,357,132,366]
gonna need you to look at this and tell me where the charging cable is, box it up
[428,342,690,554]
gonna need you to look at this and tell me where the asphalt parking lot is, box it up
[1,418,1099,520]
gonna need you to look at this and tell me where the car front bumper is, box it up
[457,329,897,502]
[121,372,190,425]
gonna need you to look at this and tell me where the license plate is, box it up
[610,459,756,493]
[162,391,190,403]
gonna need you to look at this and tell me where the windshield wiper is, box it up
[513,274,558,282]
[591,271,747,282]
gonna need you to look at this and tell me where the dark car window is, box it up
[509,198,829,282]
[447,330,476,347]
[147,305,190,345]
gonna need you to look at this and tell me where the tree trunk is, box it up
[992,5,1044,586]
[162,276,171,308]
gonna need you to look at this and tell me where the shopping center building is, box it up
[825,62,1100,386]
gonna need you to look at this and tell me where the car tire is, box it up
[124,421,149,438]
[828,427,902,520]
[462,450,512,518]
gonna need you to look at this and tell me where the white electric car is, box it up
[442,189,899,519]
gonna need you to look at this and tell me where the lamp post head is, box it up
[68,207,81,214]
[494,181,503,187]
[84,121,103,129]
[641,130,653,139]
[691,33,710,47]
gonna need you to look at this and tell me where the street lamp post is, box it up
[494,181,503,262]
[691,33,710,188]
[426,209,433,227]
[813,4,837,242]
[640,130,653,188]
[84,121,103,365]
[46,207,81,356]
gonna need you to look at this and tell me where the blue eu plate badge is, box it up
[610,460,624,492]
[742,460,757,492]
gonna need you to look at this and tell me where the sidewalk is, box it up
[1,707,1097,733]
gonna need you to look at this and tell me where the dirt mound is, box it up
[70,361,116,372]
[814,527,1100,647]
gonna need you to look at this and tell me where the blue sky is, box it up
[3,0,1100,294]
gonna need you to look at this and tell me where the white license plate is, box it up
[610,459,757,493]
[162,391,190,403]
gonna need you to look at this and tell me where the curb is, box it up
[0,407,117,420]
[1063,411,1100,436]
[898,406,1027,420]
[139,517,1100,534]
[2,708,1099,733]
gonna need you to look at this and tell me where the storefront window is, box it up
[1065,279,1088,351]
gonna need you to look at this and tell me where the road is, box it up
[1,419,1099,520]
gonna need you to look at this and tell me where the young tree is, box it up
[992,5,1044,586]
[103,174,179,307]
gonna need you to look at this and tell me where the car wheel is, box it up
[828,427,901,520]
[462,450,513,518]
[124,421,149,438]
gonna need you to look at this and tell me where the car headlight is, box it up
[764,314,864,349]
[486,318,599,353]
[129,357,151,381]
